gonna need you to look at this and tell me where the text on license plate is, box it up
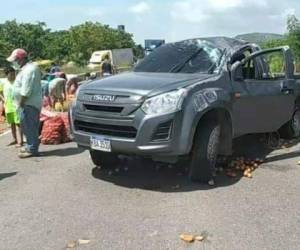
[90,136,111,152]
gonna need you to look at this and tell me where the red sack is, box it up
[40,116,64,145]
[60,113,71,143]
[40,111,71,145]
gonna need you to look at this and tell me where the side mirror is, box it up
[231,61,244,81]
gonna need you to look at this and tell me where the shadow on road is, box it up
[92,160,241,192]
[0,172,17,181]
[40,147,85,157]
[91,134,300,192]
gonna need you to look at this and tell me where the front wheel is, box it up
[89,150,119,168]
[279,108,300,139]
[189,120,221,183]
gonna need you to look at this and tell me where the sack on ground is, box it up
[40,116,64,144]
[40,109,71,144]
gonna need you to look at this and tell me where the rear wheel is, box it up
[189,120,221,183]
[279,107,300,139]
[89,150,119,168]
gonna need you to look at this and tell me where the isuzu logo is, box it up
[91,94,116,102]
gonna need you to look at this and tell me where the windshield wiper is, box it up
[169,48,203,73]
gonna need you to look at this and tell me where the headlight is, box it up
[141,89,187,115]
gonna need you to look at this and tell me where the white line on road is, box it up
[0,130,10,137]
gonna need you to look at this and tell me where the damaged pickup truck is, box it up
[70,37,300,183]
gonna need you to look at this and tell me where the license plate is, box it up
[90,136,111,152]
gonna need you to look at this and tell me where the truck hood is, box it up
[83,72,214,97]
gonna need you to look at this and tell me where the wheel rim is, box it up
[292,109,300,136]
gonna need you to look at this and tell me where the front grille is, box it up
[84,104,123,113]
[152,120,173,141]
[74,120,137,138]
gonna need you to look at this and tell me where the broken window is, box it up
[134,39,223,74]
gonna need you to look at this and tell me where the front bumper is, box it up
[70,105,185,156]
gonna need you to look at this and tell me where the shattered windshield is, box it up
[134,39,224,73]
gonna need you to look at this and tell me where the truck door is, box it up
[231,47,296,137]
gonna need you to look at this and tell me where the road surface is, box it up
[0,133,300,250]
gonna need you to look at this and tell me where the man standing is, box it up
[100,54,113,77]
[7,49,42,158]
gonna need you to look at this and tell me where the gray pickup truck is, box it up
[70,37,300,183]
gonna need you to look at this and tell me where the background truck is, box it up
[88,48,134,72]
[70,37,300,183]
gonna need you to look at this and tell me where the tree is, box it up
[0,20,138,68]
[0,20,50,60]
[287,15,300,61]
[68,22,135,65]
[44,31,71,63]
[0,39,13,67]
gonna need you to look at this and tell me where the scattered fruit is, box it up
[195,235,205,241]
[66,240,76,249]
[78,239,91,245]
[243,170,250,176]
[180,234,195,243]
[208,179,215,186]
[245,173,253,178]
[172,184,180,189]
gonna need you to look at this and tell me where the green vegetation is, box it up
[0,20,144,68]
[262,15,300,72]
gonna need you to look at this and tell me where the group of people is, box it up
[0,48,42,158]
[0,48,111,158]
[0,49,78,158]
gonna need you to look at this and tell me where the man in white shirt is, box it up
[7,48,42,158]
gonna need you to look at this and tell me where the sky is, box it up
[0,0,299,45]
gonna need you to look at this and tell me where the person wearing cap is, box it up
[7,48,42,158]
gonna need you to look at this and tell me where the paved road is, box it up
[0,133,300,250]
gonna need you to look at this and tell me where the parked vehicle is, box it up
[70,37,300,182]
[87,48,134,72]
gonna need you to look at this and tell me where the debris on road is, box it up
[66,238,91,248]
[208,179,215,186]
[223,157,264,179]
[180,234,195,243]
[195,235,205,241]
[180,233,206,243]
[78,238,91,245]
[66,240,77,249]
[172,184,180,189]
